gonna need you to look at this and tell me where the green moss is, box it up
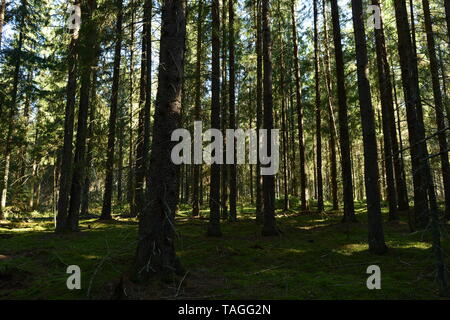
[0,201,449,299]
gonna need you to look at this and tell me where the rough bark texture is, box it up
[0,0,6,51]
[207,0,222,237]
[351,0,387,254]
[255,0,263,223]
[101,0,123,220]
[133,0,186,281]
[330,0,356,222]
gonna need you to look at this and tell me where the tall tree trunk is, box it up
[207,0,222,237]
[192,0,203,217]
[445,0,450,46]
[101,0,123,220]
[221,0,228,220]
[228,0,237,222]
[313,0,323,212]
[422,0,450,219]
[322,0,338,211]
[261,0,279,236]
[67,0,98,232]
[80,59,99,217]
[351,0,387,254]
[394,0,432,229]
[0,0,25,219]
[255,0,263,223]
[290,0,307,211]
[127,0,135,211]
[372,0,398,221]
[330,0,356,222]
[133,0,186,281]
[55,5,79,230]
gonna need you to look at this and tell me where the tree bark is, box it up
[313,0,323,212]
[261,0,279,236]
[330,0,356,222]
[101,0,123,220]
[290,0,307,211]
[0,0,6,52]
[372,0,398,221]
[207,0,222,237]
[422,0,450,219]
[67,0,99,232]
[133,0,186,281]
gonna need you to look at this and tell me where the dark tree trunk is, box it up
[228,0,237,222]
[192,0,203,217]
[101,0,123,220]
[313,0,323,212]
[394,0,433,229]
[330,0,356,222]
[80,61,99,218]
[127,0,135,211]
[372,0,398,221]
[55,9,78,231]
[351,0,387,254]
[261,0,279,236]
[133,0,186,281]
[255,0,263,223]
[207,0,222,237]
[422,0,450,219]
[445,0,450,46]
[67,0,99,232]
[0,0,25,218]
[321,0,338,211]
[221,0,228,220]
[290,0,307,211]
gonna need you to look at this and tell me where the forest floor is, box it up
[0,201,449,300]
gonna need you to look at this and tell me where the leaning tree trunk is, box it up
[101,0,123,220]
[330,0,356,222]
[422,0,450,219]
[313,0,323,212]
[290,0,307,211]
[372,0,398,221]
[133,0,186,281]
[207,0,222,237]
[351,0,387,254]
[261,0,279,236]
[67,0,99,232]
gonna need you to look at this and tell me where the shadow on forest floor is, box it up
[0,201,449,300]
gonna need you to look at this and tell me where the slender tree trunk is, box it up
[0,0,25,219]
[322,0,338,211]
[207,0,222,237]
[255,0,263,223]
[445,0,450,46]
[101,0,123,220]
[290,0,307,211]
[80,60,99,217]
[192,0,203,217]
[228,0,237,222]
[55,5,78,230]
[422,0,450,219]
[127,0,135,211]
[313,0,323,212]
[330,0,356,222]
[67,0,98,231]
[372,0,398,221]
[351,0,387,254]
[261,0,279,236]
[133,0,186,281]
[221,0,229,220]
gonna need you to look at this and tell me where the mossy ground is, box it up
[0,200,449,300]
